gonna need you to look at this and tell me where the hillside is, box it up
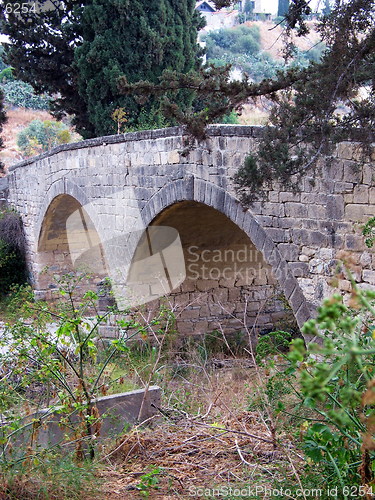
[253,20,322,60]
[0,107,53,172]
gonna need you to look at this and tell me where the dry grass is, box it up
[97,363,302,499]
[237,102,270,126]
[247,20,322,60]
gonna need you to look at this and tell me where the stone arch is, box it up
[35,179,92,243]
[140,177,311,331]
[36,183,107,298]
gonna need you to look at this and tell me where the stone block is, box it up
[284,202,308,218]
[325,159,344,182]
[295,303,312,329]
[345,235,365,251]
[307,204,326,219]
[278,243,299,261]
[345,203,375,222]
[262,202,285,217]
[279,217,300,229]
[326,195,345,220]
[228,288,241,301]
[302,246,316,257]
[266,227,289,243]
[290,262,309,277]
[242,214,258,239]
[339,279,352,292]
[197,280,219,291]
[353,185,369,204]
[268,191,279,202]
[334,182,354,194]
[279,192,301,202]
[282,275,297,299]
[318,248,334,260]
[362,164,375,185]
[180,308,201,320]
[362,270,375,285]
[193,321,209,333]
[262,237,276,262]
[343,161,362,183]
[360,251,372,267]
[301,193,328,204]
[256,215,275,228]
[292,229,310,245]
[17,387,161,450]
[288,286,305,313]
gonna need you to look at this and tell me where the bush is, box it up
[17,119,72,156]
[218,110,239,124]
[205,25,260,58]
[0,67,15,83]
[286,283,375,492]
[1,80,50,109]
[0,209,28,295]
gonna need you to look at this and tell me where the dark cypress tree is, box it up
[1,1,91,133]
[74,0,204,136]
[322,0,331,17]
[278,0,289,17]
[1,0,204,138]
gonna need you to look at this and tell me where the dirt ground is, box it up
[97,364,301,499]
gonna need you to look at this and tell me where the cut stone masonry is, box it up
[4,125,375,339]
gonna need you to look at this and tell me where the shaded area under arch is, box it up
[37,194,107,296]
[132,200,297,338]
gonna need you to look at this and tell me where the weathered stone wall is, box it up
[0,177,8,209]
[5,125,375,337]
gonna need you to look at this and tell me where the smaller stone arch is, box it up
[36,186,108,299]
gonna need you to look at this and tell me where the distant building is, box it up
[195,1,216,13]
[238,0,278,17]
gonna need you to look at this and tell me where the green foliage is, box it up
[278,0,289,17]
[204,24,261,60]
[286,287,375,493]
[203,24,322,83]
[0,274,176,465]
[0,209,28,296]
[0,46,7,72]
[0,67,15,83]
[2,0,204,138]
[0,454,100,500]
[363,216,375,248]
[74,0,204,136]
[17,119,72,156]
[137,466,163,497]
[1,81,50,110]
[218,110,239,124]
[255,330,292,365]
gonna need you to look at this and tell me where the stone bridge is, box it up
[1,125,374,339]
